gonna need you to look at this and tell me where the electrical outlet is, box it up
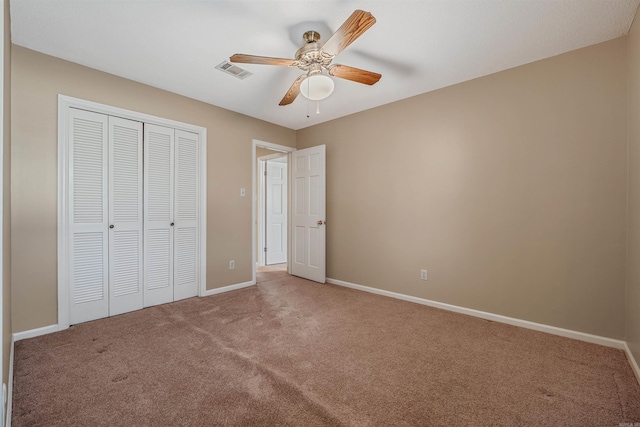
[229,260,235,270]
[420,269,428,281]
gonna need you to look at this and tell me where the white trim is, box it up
[623,342,640,385]
[58,96,207,134]
[58,95,207,330]
[259,152,290,161]
[251,140,295,285]
[257,159,265,267]
[5,340,12,427]
[202,280,255,297]
[326,278,627,349]
[0,0,4,423]
[199,128,208,300]
[12,325,60,342]
[252,139,295,153]
[57,97,70,330]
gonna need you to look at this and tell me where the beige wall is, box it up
[627,11,640,364]
[298,38,628,338]
[11,46,295,333]
[2,0,10,388]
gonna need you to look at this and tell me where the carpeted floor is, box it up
[12,270,640,426]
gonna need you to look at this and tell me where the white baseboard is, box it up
[623,342,640,385]
[326,278,626,350]
[202,280,255,297]
[14,282,259,341]
[12,325,59,342]
[5,338,13,427]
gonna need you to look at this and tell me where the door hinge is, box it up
[264,247,267,252]
[264,170,267,176]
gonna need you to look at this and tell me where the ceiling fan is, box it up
[230,10,381,106]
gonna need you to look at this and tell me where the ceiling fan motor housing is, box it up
[295,31,334,72]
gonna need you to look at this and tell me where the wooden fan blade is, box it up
[279,75,306,106]
[328,64,381,85]
[230,54,297,66]
[321,10,376,57]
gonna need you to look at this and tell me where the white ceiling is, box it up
[10,0,640,130]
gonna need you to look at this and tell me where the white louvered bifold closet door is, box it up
[69,108,109,324]
[173,130,199,301]
[108,117,144,316]
[143,124,175,307]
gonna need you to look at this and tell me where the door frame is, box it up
[252,140,295,283]
[57,95,208,330]
[257,153,288,267]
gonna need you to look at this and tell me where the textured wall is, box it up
[298,38,628,338]
[11,46,295,333]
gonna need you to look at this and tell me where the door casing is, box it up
[252,140,295,283]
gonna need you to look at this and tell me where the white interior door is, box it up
[69,108,109,324]
[144,123,175,307]
[108,116,144,316]
[291,145,326,283]
[173,129,199,301]
[266,160,287,265]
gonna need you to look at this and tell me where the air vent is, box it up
[216,61,252,79]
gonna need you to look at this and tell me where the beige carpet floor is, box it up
[12,270,640,426]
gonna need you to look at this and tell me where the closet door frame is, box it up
[57,95,207,331]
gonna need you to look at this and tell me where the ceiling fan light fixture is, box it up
[230,10,379,107]
[300,74,335,101]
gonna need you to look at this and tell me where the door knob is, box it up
[109,225,114,229]
[170,223,174,226]
[317,220,324,226]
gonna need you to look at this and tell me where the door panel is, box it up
[144,124,175,307]
[291,145,326,283]
[108,117,144,316]
[266,160,287,265]
[69,108,109,324]
[174,129,199,300]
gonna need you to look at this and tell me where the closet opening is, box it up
[58,95,207,330]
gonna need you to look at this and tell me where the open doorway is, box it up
[258,154,288,268]
[252,140,296,284]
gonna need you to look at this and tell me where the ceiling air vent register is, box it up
[216,61,252,79]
